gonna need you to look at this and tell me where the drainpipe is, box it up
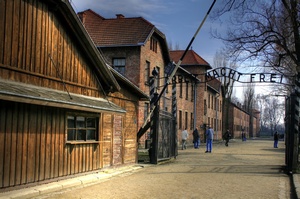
[193,81,197,129]
[216,93,220,140]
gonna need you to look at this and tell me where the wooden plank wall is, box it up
[102,113,113,167]
[0,0,100,97]
[0,0,132,189]
[113,115,123,165]
[109,94,139,164]
[0,101,103,188]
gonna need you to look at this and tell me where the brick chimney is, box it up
[116,14,125,19]
[78,12,86,25]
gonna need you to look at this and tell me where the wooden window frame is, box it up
[66,112,100,144]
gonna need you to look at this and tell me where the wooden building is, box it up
[108,68,149,164]
[0,0,145,190]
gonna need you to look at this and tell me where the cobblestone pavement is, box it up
[30,138,294,199]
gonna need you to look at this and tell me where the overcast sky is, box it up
[69,0,226,65]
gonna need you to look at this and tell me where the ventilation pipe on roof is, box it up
[116,14,124,19]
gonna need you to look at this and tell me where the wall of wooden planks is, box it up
[109,90,140,165]
[0,0,101,97]
[0,100,126,188]
[0,0,132,189]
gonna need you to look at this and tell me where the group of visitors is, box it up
[181,126,231,153]
[181,127,280,151]
[181,127,201,150]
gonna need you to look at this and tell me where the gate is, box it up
[285,93,300,172]
[157,110,177,160]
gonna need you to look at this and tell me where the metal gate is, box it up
[157,110,177,160]
[285,94,300,172]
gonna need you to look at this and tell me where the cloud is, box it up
[71,0,171,20]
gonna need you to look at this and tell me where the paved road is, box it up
[35,139,294,199]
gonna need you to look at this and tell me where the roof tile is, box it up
[170,50,210,66]
[78,9,155,46]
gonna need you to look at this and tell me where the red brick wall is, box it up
[99,35,169,147]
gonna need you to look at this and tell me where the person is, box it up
[192,128,200,149]
[181,128,188,150]
[205,126,214,153]
[274,131,279,148]
[223,129,231,147]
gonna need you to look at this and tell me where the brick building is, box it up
[170,50,223,143]
[228,102,250,139]
[225,101,261,140]
[77,9,172,146]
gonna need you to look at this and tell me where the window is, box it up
[204,100,207,115]
[215,97,217,111]
[208,95,210,109]
[185,112,188,130]
[156,66,160,89]
[214,118,216,131]
[179,110,182,129]
[185,82,189,100]
[67,114,99,142]
[190,113,193,130]
[150,37,158,53]
[113,58,126,75]
[191,84,194,101]
[145,61,150,85]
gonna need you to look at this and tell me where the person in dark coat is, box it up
[223,129,231,147]
[274,131,279,148]
[192,128,200,149]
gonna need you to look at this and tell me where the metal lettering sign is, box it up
[171,67,292,85]
[205,67,285,84]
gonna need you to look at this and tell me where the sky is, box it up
[69,0,225,65]
[69,0,283,101]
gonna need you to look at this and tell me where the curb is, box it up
[293,174,300,199]
[0,165,145,199]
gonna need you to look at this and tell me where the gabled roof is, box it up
[77,9,170,61]
[46,0,120,93]
[78,9,154,47]
[170,50,211,69]
[207,78,222,94]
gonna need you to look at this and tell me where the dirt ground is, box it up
[37,138,292,199]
